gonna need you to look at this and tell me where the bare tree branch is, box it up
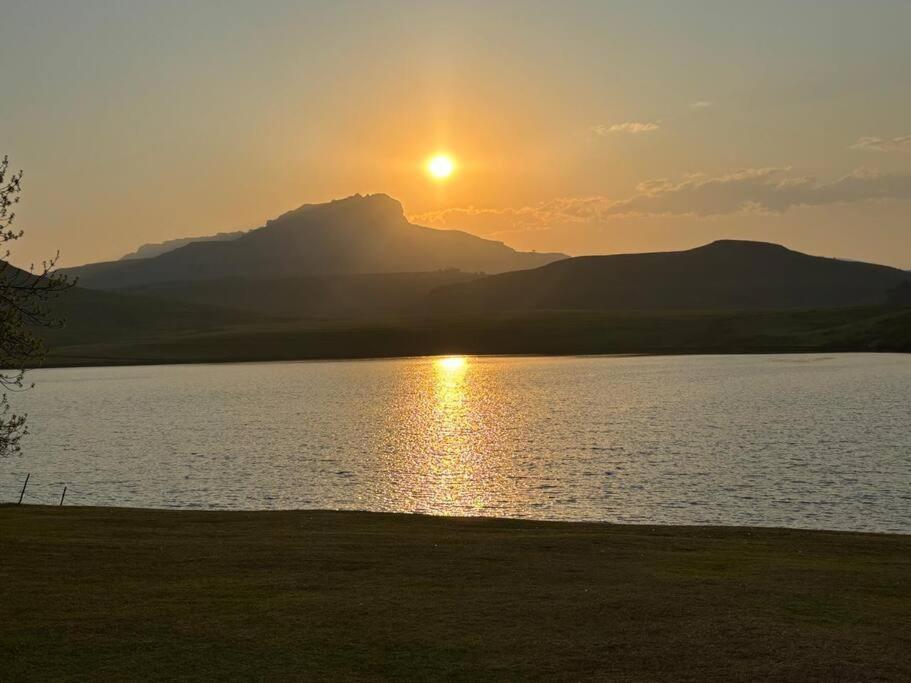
[0,155,73,455]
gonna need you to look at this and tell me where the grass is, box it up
[38,306,911,367]
[2,505,910,680]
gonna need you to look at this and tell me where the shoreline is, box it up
[3,505,909,679]
[27,346,910,372]
[31,349,654,370]
[3,502,908,537]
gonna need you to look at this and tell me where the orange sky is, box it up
[3,1,911,269]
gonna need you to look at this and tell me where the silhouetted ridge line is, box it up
[429,240,911,312]
[61,194,566,288]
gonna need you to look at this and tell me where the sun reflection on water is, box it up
[437,355,467,371]
[430,355,477,509]
[374,355,527,516]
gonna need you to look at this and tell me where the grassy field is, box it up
[39,306,911,367]
[1,506,909,680]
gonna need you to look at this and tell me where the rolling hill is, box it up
[429,240,911,313]
[40,285,272,349]
[115,270,482,319]
[22,237,911,368]
[61,194,565,289]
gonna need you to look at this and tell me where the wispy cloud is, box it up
[603,168,911,216]
[411,197,608,236]
[850,135,911,153]
[690,100,712,109]
[592,121,661,135]
[412,168,911,235]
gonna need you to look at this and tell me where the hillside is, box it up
[61,194,565,289]
[34,285,271,351]
[40,307,911,367]
[114,270,482,319]
[429,240,911,313]
[0,261,248,350]
[30,237,911,366]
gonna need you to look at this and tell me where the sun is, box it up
[426,154,456,180]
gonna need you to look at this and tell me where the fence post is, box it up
[17,473,30,504]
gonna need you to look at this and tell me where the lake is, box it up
[2,353,909,533]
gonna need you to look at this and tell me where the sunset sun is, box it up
[426,154,456,180]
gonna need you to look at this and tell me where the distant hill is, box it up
[429,240,911,312]
[62,194,566,289]
[0,261,265,367]
[40,285,271,350]
[117,270,483,319]
[119,230,246,260]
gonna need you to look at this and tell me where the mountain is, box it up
[62,194,566,289]
[429,240,911,313]
[119,230,246,260]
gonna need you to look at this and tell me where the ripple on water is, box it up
[1,353,909,533]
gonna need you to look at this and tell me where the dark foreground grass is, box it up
[1,506,910,681]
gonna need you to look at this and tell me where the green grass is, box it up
[2,506,909,680]
[39,306,911,367]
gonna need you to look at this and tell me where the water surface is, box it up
[2,354,909,532]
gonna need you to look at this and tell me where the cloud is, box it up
[411,197,610,236]
[412,168,911,235]
[850,135,911,153]
[606,167,911,217]
[690,100,712,109]
[592,121,661,135]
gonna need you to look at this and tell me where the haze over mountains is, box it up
[52,193,910,326]
[62,194,565,289]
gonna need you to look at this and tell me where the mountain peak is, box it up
[61,193,565,288]
[270,193,406,228]
[699,239,791,253]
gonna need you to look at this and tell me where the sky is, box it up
[3,0,911,268]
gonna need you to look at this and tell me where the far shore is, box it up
[27,346,910,372]
[33,307,911,370]
[33,349,654,370]
[2,505,909,679]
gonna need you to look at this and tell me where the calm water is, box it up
[2,354,909,533]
